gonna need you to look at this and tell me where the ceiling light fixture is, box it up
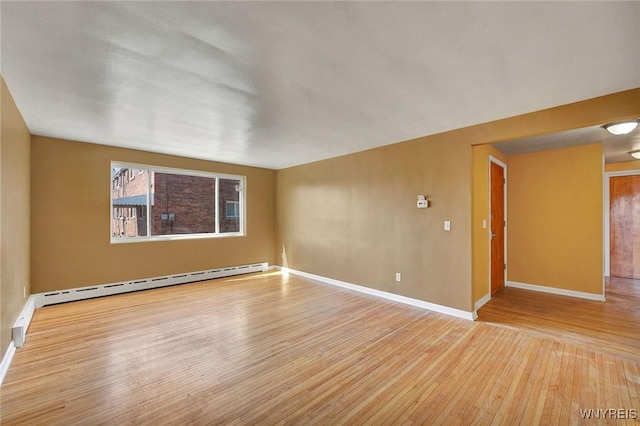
[603,120,639,136]
[629,150,640,160]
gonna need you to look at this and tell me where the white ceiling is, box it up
[1,2,639,169]
[494,123,640,163]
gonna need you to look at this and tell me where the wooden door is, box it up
[610,175,640,279]
[490,161,505,294]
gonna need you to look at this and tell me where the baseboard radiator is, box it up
[35,262,268,308]
[12,295,37,348]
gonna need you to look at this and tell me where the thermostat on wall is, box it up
[417,195,429,209]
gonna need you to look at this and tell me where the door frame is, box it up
[604,169,640,278]
[488,156,507,297]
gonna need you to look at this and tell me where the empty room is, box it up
[1,1,640,424]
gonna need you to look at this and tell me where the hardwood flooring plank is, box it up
[1,273,639,424]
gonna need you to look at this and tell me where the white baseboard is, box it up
[276,266,476,321]
[474,293,491,310]
[506,281,605,301]
[0,341,17,386]
[35,262,269,307]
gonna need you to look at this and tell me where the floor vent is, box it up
[37,262,268,307]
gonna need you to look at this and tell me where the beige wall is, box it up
[605,160,640,173]
[31,137,276,293]
[278,137,473,311]
[1,77,31,360]
[471,144,507,305]
[507,143,604,294]
[278,88,640,313]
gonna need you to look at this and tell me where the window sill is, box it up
[110,232,245,244]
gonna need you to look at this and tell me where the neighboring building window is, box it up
[111,162,244,242]
[226,201,240,218]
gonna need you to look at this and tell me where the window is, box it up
[111,162,245,242]
[226,201,240,218]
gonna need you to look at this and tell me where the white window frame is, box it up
[110,161,245,244]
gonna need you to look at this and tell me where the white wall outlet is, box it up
[482,219,487,229]
[444,220,451,231]
[395,272,402,282]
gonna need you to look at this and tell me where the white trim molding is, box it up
[474,293,491,311]
[0,342,17,386]
[277,266,477,321]
[506,281,605,301]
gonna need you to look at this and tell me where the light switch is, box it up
[482,220,487,229]
[444,220,451,231]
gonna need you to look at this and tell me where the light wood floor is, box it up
[477,277,640,364]
[1,272,639,425]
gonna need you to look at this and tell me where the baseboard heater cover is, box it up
[36,262,268,308]
[12,295,37,348]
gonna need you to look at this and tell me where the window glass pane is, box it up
[111,169,149,238]
[219,178,241,233]
[151,173,216,235]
